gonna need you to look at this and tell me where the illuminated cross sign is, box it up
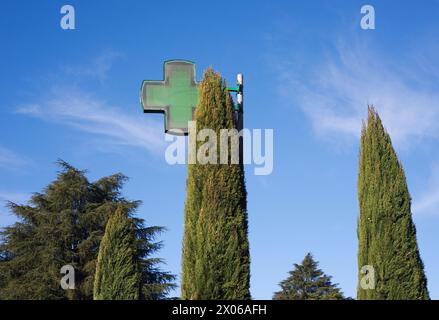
[140,60,198,135]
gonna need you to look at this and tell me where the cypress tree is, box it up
[181,69,250,299]
[357,106,429,300]
[93,206,140,300]
[273,253,344,300]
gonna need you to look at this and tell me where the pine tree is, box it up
[273,253,344,300]
[357,106,429,300]
[0,160,175,299]
[181,69,250,299]
[93,206,140,300]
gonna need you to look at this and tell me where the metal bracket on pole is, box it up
[227,74,244,128]
[227,73,243,113]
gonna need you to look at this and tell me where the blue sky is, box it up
[1,0,439,299]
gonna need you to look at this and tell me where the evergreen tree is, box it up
[357,107,429,300]
[93,206,140,300]
[0,160,175,300]
[273,253,344,300]
[181,69,250,299]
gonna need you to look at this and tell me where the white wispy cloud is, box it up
[413,164,439,216]
[0,146,29,169]
[274,40,439,149]
[269,30,439,216]
[413,190,439,216]
[16,87,166,155]
[62,50,123,81]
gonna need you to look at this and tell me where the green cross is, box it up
[140,60,199,135]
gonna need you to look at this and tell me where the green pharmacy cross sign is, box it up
[140,60,198,135]
[140,60,243,135]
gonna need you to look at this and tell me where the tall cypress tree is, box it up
[181,69,250,299]
[357,106,429,300]
[93,206,140,300]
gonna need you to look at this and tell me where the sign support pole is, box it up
[228,74,244,165]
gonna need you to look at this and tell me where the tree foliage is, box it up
[93,206,140,300]
[0,160,175,300]
[357,107,429,300]
[181,69,250,299]
[273,253,344,300]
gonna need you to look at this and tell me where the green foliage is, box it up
[273,253,344,300]
[181,69,250,299]
[93,206,140,300]
[357,107,429,300]
[0,160,175,300]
